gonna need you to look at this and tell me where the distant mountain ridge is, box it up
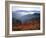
[12,12,40,24]
[19,13,40,23]
[15,10,40,12]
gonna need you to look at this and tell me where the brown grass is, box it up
[12,20,40,31]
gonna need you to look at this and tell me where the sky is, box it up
[12,6,40,16]
[12,6,40,12]
[12,4,40,16]
[12,4,40,12]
